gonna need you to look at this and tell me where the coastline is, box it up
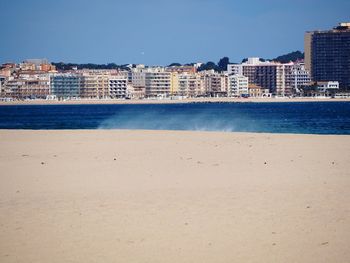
[1,129,350,262]
[1,97,350,106]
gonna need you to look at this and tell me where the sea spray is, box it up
[98,108,239,132]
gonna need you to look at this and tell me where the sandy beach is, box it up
[1,97,350,106]
[0,130,350,262]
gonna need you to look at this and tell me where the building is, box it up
[302,81,339,97]
[50,73,83,99]
[200,71,228,97]
[81,74,99,99]
[80,70,111,99]
[166,65,197,74]
[2,74,50,99]
[144,68,173,97]
[305,22,350,89]
[0,76,7,96]
[109,76,128,98]
[170,72,179,96]
[228,75,249,97]
[40,63,56,72]
[131,67,147,90]
[177,73,203,97]
[285,63,312,93]
[317,81,339,92]
[127,85,145,99]
[248,84,271,98]
[0,67,13,78]
[228,58,290,96]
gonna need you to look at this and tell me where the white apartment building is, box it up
[317,81,339,92]
[228,75,249,97]
[227,64,242,75]
[285,63,312,92]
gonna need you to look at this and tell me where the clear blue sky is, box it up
[1,0,349,65]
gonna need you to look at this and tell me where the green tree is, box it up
[168,63,182,67]
[198,61,220,72]
[218,57,230,72]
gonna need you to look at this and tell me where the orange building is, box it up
[40,63,56,72]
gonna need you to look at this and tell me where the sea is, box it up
[0,101,350,134]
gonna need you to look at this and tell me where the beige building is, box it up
[79,70,128,99]
[126,85,145,99]
[4,74,50,99]
[248,84,271,98]
[178,73,203,97]
[304,32,313,73]
[80,71,111,99]
[145,70,172,97]
[170,72,179,96]
[200,70,228,97]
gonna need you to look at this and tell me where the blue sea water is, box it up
[0,102,350,134]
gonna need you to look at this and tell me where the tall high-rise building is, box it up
[305,22,350,89]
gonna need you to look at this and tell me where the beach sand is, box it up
[0,130,349,262]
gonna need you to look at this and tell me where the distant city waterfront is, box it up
[1,22,349,102]
[1,102,350,134]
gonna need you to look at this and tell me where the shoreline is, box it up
[1,97,350,106]
[0,128,349,136]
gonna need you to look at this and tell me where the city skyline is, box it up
[1,0,349,65]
